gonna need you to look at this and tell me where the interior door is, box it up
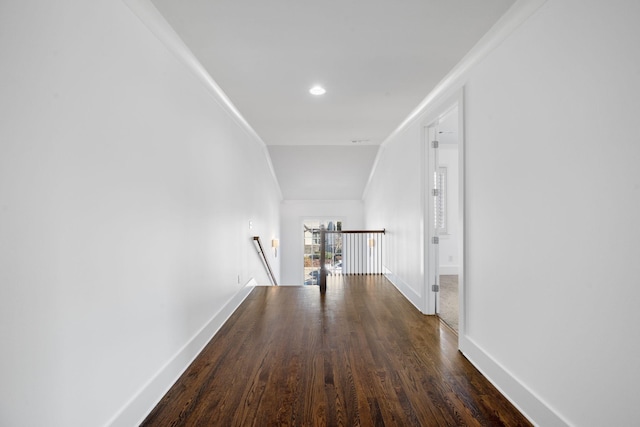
[427,124,441,314]
[429,105,461,333]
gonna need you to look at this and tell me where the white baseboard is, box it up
[107,277,567,427]
[106,280,256,427]
[438,265,459,275]
[383,269,424,313]
[459,335,569,427]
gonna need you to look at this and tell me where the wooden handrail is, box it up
[253,236,278,286]
[324,229,386,234]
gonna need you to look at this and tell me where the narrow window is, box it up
[435,167,447,233]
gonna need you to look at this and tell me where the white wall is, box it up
[268,145,379,200]
[462,1,640,425]
[364,121,427,309]
[364,0,640,425]
[0,1,280,426]
[280,200,364,285]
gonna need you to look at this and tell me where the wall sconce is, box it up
[272,238,279,257]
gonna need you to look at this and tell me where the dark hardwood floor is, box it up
[142,275,531,426]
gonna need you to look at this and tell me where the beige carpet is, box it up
[438,275,458,332]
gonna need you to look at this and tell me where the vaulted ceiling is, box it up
[150,0,515,199]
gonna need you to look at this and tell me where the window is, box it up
[435,167,447,234]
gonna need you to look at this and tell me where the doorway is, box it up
[426,102,462,333]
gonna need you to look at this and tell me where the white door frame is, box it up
[425,123,440,314]
[422,89,465,337]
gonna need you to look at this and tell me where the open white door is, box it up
[425,98,463,334]
[426,124,441,314]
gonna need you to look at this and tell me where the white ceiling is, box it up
[149,0,515,199]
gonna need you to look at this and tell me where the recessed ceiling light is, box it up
[309,85,326,96]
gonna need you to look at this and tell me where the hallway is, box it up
[143,276,530,426]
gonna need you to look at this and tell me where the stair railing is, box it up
[317,227,385,294]
[253,236,278,286]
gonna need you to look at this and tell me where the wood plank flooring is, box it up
[142,275,531,426]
